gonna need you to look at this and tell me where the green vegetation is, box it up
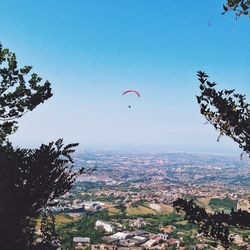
[174,221,197,231]
[160,212,184,225]
[181,235,196,246]
[57,211,109,249]
[57,216,104,249]
[140,224,159,234]
[72,181,105,191]
[209,198,237,212]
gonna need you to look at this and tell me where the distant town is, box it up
[47,151,250,249]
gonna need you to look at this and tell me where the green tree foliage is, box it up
[0,43,83,249]
[0,43,52,144]
[209,198,237,212]
[196,71,250,157]
[115,202,127,218]
[160,212,183,226]
[57,214,106,249]
[222,0,250,17]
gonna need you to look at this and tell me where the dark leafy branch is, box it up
[222,0,250,17]
[196,71,250,157]
[39,209,60,250]
[0,43,53,144]
[0,140,84,249]
[173,198,250,247]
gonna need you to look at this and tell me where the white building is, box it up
[110,232,131,240]
[73,237,90,249]
[95,220,115,233]
[83,201,103,211]
[158,233,169,240]
[142,239,157,248]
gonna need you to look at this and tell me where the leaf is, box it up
[225,89,235,95]
[217,132,223,142]
[196,96,201,104]
[207,81,216,88]
[223,4,228,11]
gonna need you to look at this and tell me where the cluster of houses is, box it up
[72,230,179,250]
[51,200,104,214]
[100,230,179,249]
[72,233,250,250]
[71,219,250,250]
[92,220,180,250]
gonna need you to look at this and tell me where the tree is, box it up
[0,43,52,144]
[173,1,250,248]
[57,215,105,248]
[194,69,250,245]
[196,71,250,157]
[115,202,127,218]
[173,198,250,247]
[39,209,60,250]
[222,0,250,17]
[0,43,83,249]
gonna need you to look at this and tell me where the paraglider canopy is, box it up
[122,90,140,97]
[122,90,141,109]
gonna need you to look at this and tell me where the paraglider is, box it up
[122,90,141,97]
[122,90,141,109]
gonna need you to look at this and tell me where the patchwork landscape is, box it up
[47,151,250,249]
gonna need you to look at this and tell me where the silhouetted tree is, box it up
[0,140,83,249]
[0,43,52,145]
[194,1,250,244]
[173,2,250,248]
[196,71,250,157]
[173,198,250,247]
[222,0,250,17]
[39,209,60,250]
[0,43,83,249]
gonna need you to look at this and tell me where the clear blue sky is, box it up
[0,0,249,153]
